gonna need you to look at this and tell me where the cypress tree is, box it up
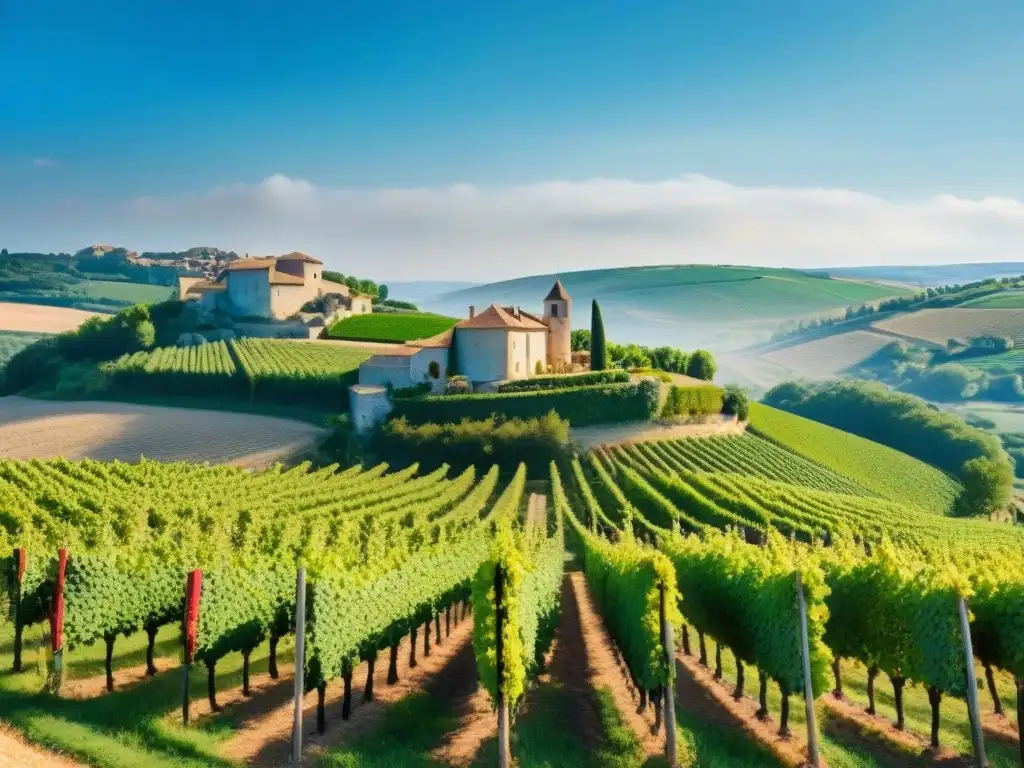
[591,300,607,371]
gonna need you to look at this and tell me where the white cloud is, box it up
[32,157,60,169]
[8,174,1024,280]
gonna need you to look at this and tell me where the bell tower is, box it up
[543,279,572,370]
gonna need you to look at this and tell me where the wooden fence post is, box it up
[659,582,678,767]
[11,548,25,672]
[958,596,988,768]
[292,566,307,765]
[181,569,202,726]
[495,563,511,768]
[796,573,821,768]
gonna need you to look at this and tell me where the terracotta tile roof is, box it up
[406,327,455,349]
[457,304,548,331]
[545,279,570,301]
[277,251,323,265]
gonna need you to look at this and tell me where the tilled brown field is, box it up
[0,397,325,467]
[0,302,101,334]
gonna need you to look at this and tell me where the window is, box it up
[516,362,520,373]
[551,304,559,318]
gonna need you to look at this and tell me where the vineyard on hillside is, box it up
[749,402,962,514]
[557,438,1024,760]
[3,421,1024,766]
[0,457,523,721]
[758,329,893,380]
[103,338,373,409]
[873,308,1024,347]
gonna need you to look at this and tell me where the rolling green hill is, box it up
[748,401,962,514]
[427,265,911,351]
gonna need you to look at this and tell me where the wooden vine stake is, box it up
[292,566,307,766]
[495,562,511,768]
[659,582,678,766]
[11,548,26,672]
[957,596,988,768]
[181,569,203,725]
[49,548,68,693]
[796,573,820,768]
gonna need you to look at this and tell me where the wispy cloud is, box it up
[6,173,1024,280]
[32,157,61,169]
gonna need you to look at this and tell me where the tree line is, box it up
[575,300,716,381]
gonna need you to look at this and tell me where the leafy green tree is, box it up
[722,385,749,420]
[960,456,1014,515]
[571,329,591,352]
[686,349,717,381]
[378,284,389,301]
[591,300,607,371]
[618,344,652,369]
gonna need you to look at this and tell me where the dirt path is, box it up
[222,607,475,766]
[434,571,665,766]
[526,492,548,529]
[562,571,666,759]
[676,651,809,767]
[0,396,325,467]
[60,659,177,700]
[0,725,83,768]
[0,302,101,334]
[571,415,745,452]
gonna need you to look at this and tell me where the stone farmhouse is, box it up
[176,252,372,321]
[352,281,573,430]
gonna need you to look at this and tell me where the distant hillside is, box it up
[385,280,479,303]
[424,265,911,351]
[826,262,1024,287]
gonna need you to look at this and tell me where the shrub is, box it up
[375,411,571,475]
[686,349,717,381]
[907,363,981,401]
[661,384,724,419]
[984,374,1024,401]
[497,370,629,393]
[445,375,471,395]
[53,362,110,399]
[721,384,750,420]
[392,382,432,399]
[391,379,660,427]
[535,359,544,375]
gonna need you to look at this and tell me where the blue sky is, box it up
[2,1,1023,279]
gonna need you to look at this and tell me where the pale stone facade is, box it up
[177,252,373,321]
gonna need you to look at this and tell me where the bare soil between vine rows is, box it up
[223,608,476,766]
[0,724,84,768]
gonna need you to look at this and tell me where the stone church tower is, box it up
[543,280,572,370]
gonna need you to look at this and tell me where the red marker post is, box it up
[49,548,67,691]
[182,569,202,725]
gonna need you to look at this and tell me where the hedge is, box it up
[374,411,571,475]
[391,380,660,427]
[661,384,724,418]
[496,370,630,393]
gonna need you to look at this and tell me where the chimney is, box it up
[468,305,475,319]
